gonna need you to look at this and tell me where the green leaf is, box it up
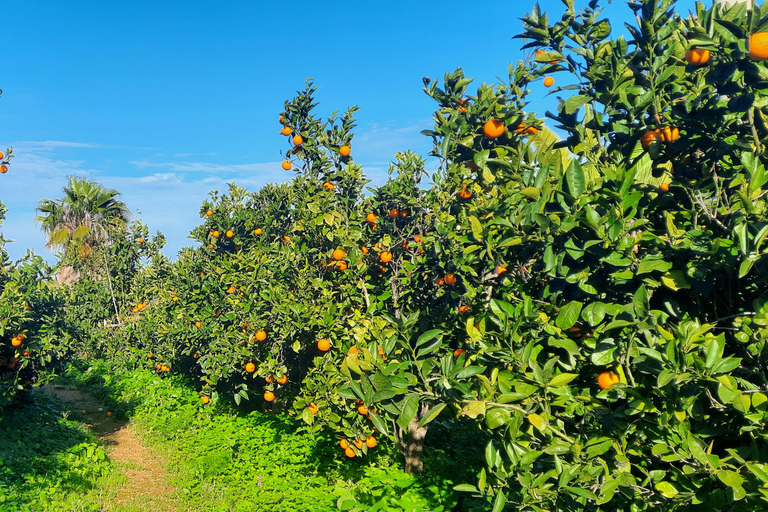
[566,160,586,197]
[521,187,541,200]
[637,257,673,275]
[461,400,486,419]
[397,394,420,431]
[633,285,649,318]
[548,373,578,387]
[581,302,606,326]
[655,481,679,498]
[556,301,583,330]
[717,470,744,490]
[563,94,591,115]
[485,407,512,429]
[492,489,506,512]
[453,484,478,492]
[661,271,690,291]
[527,413,546,431]
[416,329,442,347]
[418,403,447,428]
[469,215,484,240]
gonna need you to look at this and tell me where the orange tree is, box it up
[57,1,768,508]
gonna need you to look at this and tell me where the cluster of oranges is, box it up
[131,302,148,313]
[155,363,170,372]
[0,150,9,174]
[339,436,377,458]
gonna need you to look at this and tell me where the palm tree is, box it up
[36,177,130,320]
[36,176,130,259]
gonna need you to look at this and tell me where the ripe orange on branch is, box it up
[597,371,620,390]
[366,212,378,223]
[749,32,768,61]
[317,338,331,351]
[483,119,506,139]
[323,181,335,191]
[245,362,256,373]
[280,126,292,136]
[379,251,393,263]
[332,248,346,261]
[543,76,555,87]
[263,391,275,402]
[292,134,304,146]
[255,330,267,341]
[685,48,710,65]
[281,160,292,170]
[339,145,351,156]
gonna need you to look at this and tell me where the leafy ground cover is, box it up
[0,389,117,512]
[57,359,488,512]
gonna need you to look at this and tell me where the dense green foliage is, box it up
[4,0,768,510]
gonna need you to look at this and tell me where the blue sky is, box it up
[0,0,700,262]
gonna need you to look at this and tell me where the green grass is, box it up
[61,360,489,512]
[0,390,119,512]
[0,360,488,511]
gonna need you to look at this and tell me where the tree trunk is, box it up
[393,402,430,475]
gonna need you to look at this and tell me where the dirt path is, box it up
[40,385,178,512]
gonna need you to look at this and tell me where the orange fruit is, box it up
[323,181,335,191]
[400,210,408,218]
[749,32,768,61]
[340,438,350,449]
[496,265,508,275]
[0,151,3,158]
[339,145,351,156]
[459,188,472,199]
[337,260,348,270]
[253,228,263,235]
[226,230,234,238]
[445,273,457,285]
[266,376,274,383]
[200,396,210,404]
[283,235,291,243]
[685,48,710,65]
[380,251,393,263]
[280,126,292,136]
[361,246,369,254]
[255,330,267,341]
[641,130,661,149]
[317,338,331,351]
[357,404,368,415]
[389,208,399,218]
[344,447,355,458]
[281,160,292,170]
[308,403,318,415]
[454,348,466,358]
[245,362,256,373]
[365,436,377,448]
[459,305,470,315]
[195,321,202,328]
[660,182,670,192]
[414,234,423,243]
[660,126,679,142]
[0,165,7,174]
[483,119,506,139]
[332,248,346,260]
[543,76,555,87]
[276,374,288,384]
[138,237,145,243]
[82,410,87,414]
[22,350,30,356]
[348,346,360,355]
[212,230,220,238]
[377,348,385,358]
[206,209,213,216]
[107,412,112,416]
[11,337,22,347]
[263,391,275,402]
[436,277,445,286]
[597,371,620,390]
[354,439,364,449]
[366,212,378,223]
[292,134,303,146]
[523,126,539,135]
